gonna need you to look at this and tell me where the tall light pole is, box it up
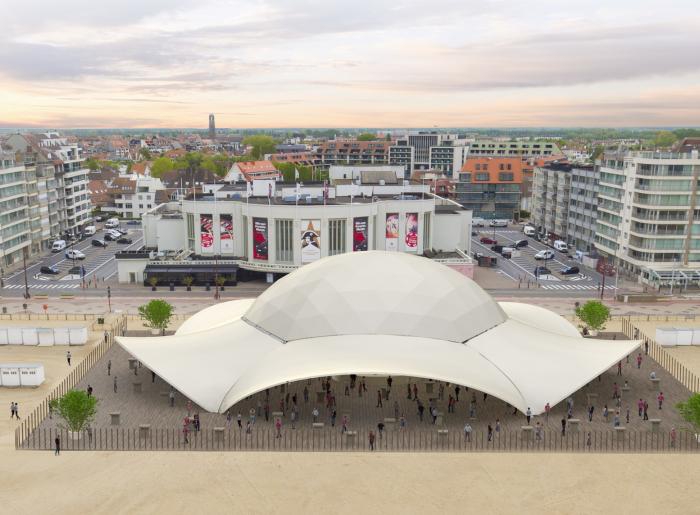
[22,247,30,299]
[107,285,112,313]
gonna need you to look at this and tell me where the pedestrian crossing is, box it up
[541,284,616,291]
[3,283,81,290]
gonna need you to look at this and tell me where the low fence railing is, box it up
[16,427,699,453]
[621,317,700,393]
[0,313,106,321]
[14,314,127,449]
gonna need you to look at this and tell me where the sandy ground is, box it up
[1,320,700,514]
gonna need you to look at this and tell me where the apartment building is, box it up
[390,133,468,175]
[595,149,700,284]
[428,141,469,177]
[104,175,167,219]
[314,140,390,168]
[567,165,598,252]
[388,144,414,178]
[455,157,523,220]
[0,152,36,268]
[3,132,91,253]
[468,140,562,158]
[531,163,571,240]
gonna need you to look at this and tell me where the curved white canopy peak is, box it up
[116,252,640,415]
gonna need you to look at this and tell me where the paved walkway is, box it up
[33,331,692,447]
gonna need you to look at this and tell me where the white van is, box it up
[83,226,96,236]
[51,240,67,253]
[554,240,569,253]
[104,218,120,229]
[523,225,536,236]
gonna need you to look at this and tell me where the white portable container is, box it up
[21,328,38,346]
[0,367,20,386]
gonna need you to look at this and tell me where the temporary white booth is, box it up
[655,327,700,347]
[0,326,87,346]
[0,363,45,387]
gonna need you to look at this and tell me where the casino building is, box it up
[116,177,473,286]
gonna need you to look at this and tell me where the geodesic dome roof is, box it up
[244,251,507,343]
[117,251,640,415]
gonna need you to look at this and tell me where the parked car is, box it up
[560,266,580,275]
[51,240,67,253]
[514,239,528,248]
[92,239,108,247]
[480,236,498,244]
[501,246,515,256]
[40,265,60,275]
[104,232,117,241]
[534,266,551,277]
[126,220,141,225]
[94,215,104,222]
[491,244,504,253]
[104,218,120,229]
[534,249,555,260]
[117,237,133,244]
[65,249,86,260]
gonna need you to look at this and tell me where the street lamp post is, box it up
[22,247,30,299]
[107,285,111,313]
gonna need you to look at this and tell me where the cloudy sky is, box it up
[1,0,699,128]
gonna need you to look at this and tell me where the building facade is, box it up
[103,175,167,219]
[455,158,523,220]
[314,140,390,168]
[594,150,700,283]
[531,163,571,241]
[0,152,37,268]
[567,165,598,252]
[468,140,561,158]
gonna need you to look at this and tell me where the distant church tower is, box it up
[208,113,216,139]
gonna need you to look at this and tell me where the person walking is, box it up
[290,409,297,429]
[638,398,644,417]
[331,408,337,427]
[637,353,643,369]
[393,400,399,420]
[644,340,649,355]
[226,410,232,428]
[87,385,93,397]
[399,415,406,430]
[617,361,622,376]
[169,390,175,407]
[249,407,256,425]
[612,382,619,400]
[387,376,393,392]
[643,400,649,421]
[66,351,71,366]
[412,384,418,400]
[544,402,550,422]
[626,408,630,424]
[417,402,424,423]
[657,392,665,410]
[377,422,385,439]
[603,405,609,422]
[586,432,591,449]
[407,383,412,400]
[561,418,566,436]
[107,360,111,376]
[303,386,309,403]
[368,431,376,451]
[113,376,118,393]
[487,424,493,442]
[312,407,319,423]
[275,417,282,438]
[237,412,242,429]
[342,414,348,433]
[264,402,270,422]
[376,390,383,408]
[588,405,594,422]
[151,371,156,383]
[54,435,60,456]
[670,427,677,448]
[526,407,532,425]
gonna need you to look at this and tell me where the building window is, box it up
[499,173,514,181]
[328,219,346,256]
[186,213,195,250]
[423,213,431,250]
[475,163,481,171]
[476,173,490,181]
[275,219,293,262]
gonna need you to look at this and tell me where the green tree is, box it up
[49,390,98,432]
[575,300,611,332]
[138,299,174,335]
[591,145,604,160]
[150,157,174,178]
[272,161,313,182]
[652,130,677,148]
[357,133,377,141]
[85,157,101,171]
[676,394,700,434]
[139,147,152,160]
[243,135,277,159]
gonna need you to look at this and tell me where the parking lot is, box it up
[2,222,143,292]
[471,225,616,292]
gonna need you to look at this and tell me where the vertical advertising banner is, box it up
[220,214,233,253]
[385,213,399,251]
[353,217,368,252]
[405,212,418,251]
[301,219,321,264]
[200,214,214,254]
[252,217,268,260]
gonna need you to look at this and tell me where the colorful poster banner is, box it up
[301,219,321,264]
[252,217,268,260]
[200,214,214,254]
[385,213,399,251]
[405,212,418,251]
[220,214,233,253]
[353,217,368,252]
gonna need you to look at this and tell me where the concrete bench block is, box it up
[568,419,580,433]
[110,412,121,426]
[437,429,449,436]
[650,378,661,391]
[132,382,142,393]
[128,358,138,370]
[383,417,396,426]
[312,422,324,429]
[650,419,661,433]
[271,411,283,418]
[521,426,534,439]
[621,386,631,392]
[213,427,225,441]
[425,382,434,394]
[139,424,151,437]
[615,426,626,439]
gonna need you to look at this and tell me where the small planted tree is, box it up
[215,275,226,290]
[676,394,700,438]
[138,299,174,335]
[148,276,159,291]
[575,300,610,333]
[50,390,98,434]
[182,276,194,291]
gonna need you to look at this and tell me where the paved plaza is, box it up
[31,330,693,449]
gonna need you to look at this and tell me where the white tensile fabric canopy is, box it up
[117,251,639,414]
